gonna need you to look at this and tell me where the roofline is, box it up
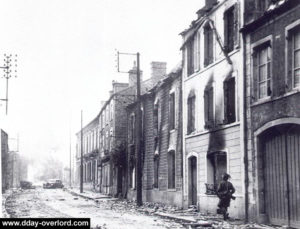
[241,0,298,34]
[126,65,182,110]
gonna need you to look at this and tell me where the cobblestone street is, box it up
[4,188,184,229]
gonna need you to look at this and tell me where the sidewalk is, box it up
[65,189,282,229]
[66,187,116,201]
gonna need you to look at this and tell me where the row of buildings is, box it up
[75,0,300,227]
[1,129,28,192]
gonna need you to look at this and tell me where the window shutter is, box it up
[208,87,214,124]
[208,29,214,64]
[287,35,293,90]
[252,52,258,101]
[204,91,208,124]
[204,28,209,66]
[191,97,195,132]
[223,81,228,124]
[227,78,236,123]
[224,11,228,52]
[233,3,240,48]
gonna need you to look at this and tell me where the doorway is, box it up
[188,156,197,206]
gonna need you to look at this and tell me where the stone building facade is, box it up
[242,0,300,227]
[181,0,246,218]
[1,129,9,192]
[75,116,100,192]
[127,63,183,207]
[97,81,135,196]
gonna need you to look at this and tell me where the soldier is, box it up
[217,173,235,220]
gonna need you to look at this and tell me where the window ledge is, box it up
[167,188,176,192]
[251,96,272,107]
[185,49,240,82]
[185,122,240,139]
[251,89,300,108]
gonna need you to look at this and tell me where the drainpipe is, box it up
[242,31,249,223]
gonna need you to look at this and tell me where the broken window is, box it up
[187,39,195,76]
[169,93,175,130]
[224,7,234,53]
[129,114,135,144]
[168,151,176,189]
[187,91,195,134]
[153,156,159,188]
[206,151,227,195]
[204,86,214,128]
[204,24,214,66]
[224,77,236,124]
[153,101,159,151]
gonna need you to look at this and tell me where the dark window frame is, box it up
[224,6,235,53]
[168,150,176,189]
[153,155,159,189]
[204,86,214,128]
[187,39,195,76]
[206,151,227,195]
[204,24,214,67]
[224,77,236,124]
[187,93,195,134]
[169,92,175,130]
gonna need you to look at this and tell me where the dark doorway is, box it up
[188,156,197,206]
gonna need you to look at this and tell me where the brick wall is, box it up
[127,71,183,207]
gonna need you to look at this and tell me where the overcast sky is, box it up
[0,0,204,170]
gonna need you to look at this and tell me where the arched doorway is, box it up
[258,124,300,228]
[188,156,197,206]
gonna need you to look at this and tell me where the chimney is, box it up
[128,61,143,87]
[151,61,167,85]
[205,0,218,8]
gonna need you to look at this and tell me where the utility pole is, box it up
[0,54,18,115]
[80,110,83,193]
[69,128,72,188]
[117,51,143,206]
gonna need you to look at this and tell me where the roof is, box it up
[126,63,182,110]
[241,0,298,33]
[76,77,155,135]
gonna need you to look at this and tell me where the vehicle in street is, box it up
[20,180,35,189]
[43,179,64,189]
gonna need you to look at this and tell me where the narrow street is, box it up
[4,188,184,229]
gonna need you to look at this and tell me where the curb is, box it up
[65,189,113,201]
[154,212,197,223]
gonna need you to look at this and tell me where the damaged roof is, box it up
[241,0,299,33]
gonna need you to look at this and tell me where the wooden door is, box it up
[264,125,300,228]
[287,126,300,228]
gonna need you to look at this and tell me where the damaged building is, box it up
[180,0,246,219]
[126,62,183,206]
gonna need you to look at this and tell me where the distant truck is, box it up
[20,180,35,189]
[43,179,64,189]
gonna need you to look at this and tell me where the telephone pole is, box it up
[80,110,83,193]
[117,51,143,206]
[0,54,18,115]
[69,128,72,187]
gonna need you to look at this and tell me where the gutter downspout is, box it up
[242,31,249,223]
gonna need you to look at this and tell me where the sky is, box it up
[0,0,204,173]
